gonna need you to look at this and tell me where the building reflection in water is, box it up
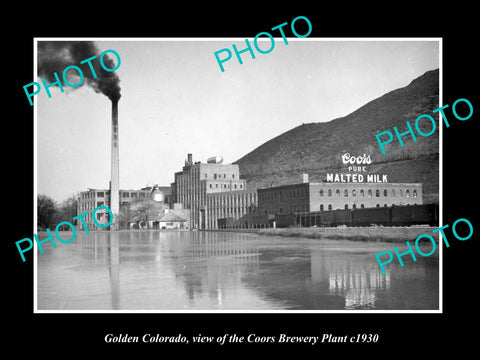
[73,231,262,309]
[162,231,260,308]
[75,231,121,310]
[67,231,437,310]
[327,264,391,309]
[310,246,437,310]
[311,249,391,309]
[107,233,120,310]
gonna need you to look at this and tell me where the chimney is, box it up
[110,100,120,228]
[302,173,309,183]
[187,153,193,164]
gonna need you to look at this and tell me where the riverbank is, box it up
[213,226,439,243]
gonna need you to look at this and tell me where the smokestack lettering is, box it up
[110,99,120,228]
[23,41,121,106]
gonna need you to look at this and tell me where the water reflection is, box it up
[37,230,439,311]
[162,232,261,308]
[325,257,391,309]
[107,233,120,310]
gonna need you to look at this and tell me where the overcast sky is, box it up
[36,39,439,203]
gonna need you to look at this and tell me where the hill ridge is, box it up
[234,69,439,203]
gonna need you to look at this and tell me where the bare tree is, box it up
[129,198,163,229]
[37,194,58,230]
[57,194,78,224]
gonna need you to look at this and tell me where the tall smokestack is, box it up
[37,41,122,229]
[110,99,120,228]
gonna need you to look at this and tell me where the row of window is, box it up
[77,211,110,227]
[259,188,420,202]
[79,201,106,210]
[207,193,257,205]
[267,202,420,214]
[211,173,236,180]
[319,188,418,198]
[319,203,418,210]
[80,192,103,199]
[80,191,151,199]
[121,192,148,198]
[259,188,307,201]
[209,183,244,190]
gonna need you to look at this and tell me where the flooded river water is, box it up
[36,230,439,311]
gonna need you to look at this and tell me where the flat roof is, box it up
[258,182,423,190]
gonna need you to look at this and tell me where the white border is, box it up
[33,37,443,314]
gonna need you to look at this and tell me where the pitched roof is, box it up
[159,211,187,222]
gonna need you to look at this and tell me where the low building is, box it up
[77,186,171,230]
[257,181,423,215]
[159,210,189,229]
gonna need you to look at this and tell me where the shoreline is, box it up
[44,226,440,243]
[206,226,439,243]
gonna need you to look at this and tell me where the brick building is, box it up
[77,186,171,230]
[171,153,256,229]
[205,190,257,229]
[257,175,422,216]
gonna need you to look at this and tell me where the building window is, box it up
[360,189,364,197]
[335,189,340,197]
[384,204,388,207]
[361,204,365,209]
[328,204,332,210]
[376,204,380,207]
[376,189,380,197]
[413,190,417,197]
[320,204,324,211]
[240,184,243,189]
[224,174,226,178]
[391,189,395,197]
[399,189,403,197]
[234,184,237,189]
[209,184,212,188]
[97,201,104,207]
[232,174,235,178]
[132,192,138,198]
[328,189,332,197]
[344,189,348,197]
[406,190,410,197]
[97,192,104,197]
[352,189,356,197]
[368,190,372,197]
[224,184,227,188]
[353,204,356,209]
[319,189,324,197]
[214,174,217,179]
[384,189,388,197]
[216,184,218,188]
[345,204,348,209]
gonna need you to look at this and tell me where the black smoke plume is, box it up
[37,41,121,102]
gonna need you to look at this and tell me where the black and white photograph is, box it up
[34,38,441,312]
[6,7,478,355]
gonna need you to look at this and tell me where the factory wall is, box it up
[257,182,422,216]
